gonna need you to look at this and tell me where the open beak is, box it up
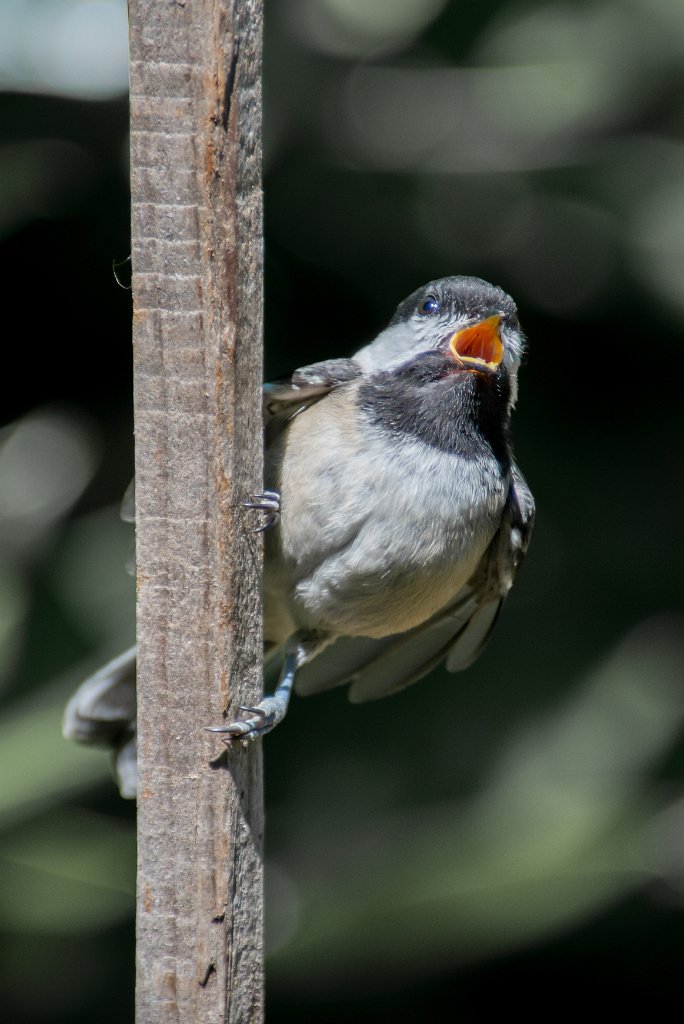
[449,315,504,374]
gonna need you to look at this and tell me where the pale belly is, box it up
[291,537,490,638]
[264,387,508,643]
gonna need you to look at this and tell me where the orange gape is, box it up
[450,314,504,372]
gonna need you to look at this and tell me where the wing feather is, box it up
[446,460,535,671]
[293,463,534,704]
[264,358,361,418]
[294,588,478,702]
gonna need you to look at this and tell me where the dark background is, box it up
[1,0,683,1020]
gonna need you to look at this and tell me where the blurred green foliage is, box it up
[1,0,683,1020]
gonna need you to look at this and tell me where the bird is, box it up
[63,275,534,797]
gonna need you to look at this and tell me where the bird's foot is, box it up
[207,642,306,749]
[206,695,287,747]
[242,490,280,533]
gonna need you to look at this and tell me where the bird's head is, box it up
[354,276,526,410]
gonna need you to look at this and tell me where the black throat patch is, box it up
[357,351,512,466]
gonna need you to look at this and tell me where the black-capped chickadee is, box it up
[64,276,534,797]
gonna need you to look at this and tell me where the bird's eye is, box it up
[419,296,440,315]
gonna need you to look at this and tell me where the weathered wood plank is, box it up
[129,2,264,1020]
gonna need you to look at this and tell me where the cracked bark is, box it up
[129,2,264,1021]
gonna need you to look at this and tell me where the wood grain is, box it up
[129,2,264,1020]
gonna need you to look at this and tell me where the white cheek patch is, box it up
[354,321,438,374]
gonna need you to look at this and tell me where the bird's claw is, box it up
[206,645,301,750]
[237,704,268,719]
[242,490,281,533]
[206,698,281,747]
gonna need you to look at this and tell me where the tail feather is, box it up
[63,646,137,798]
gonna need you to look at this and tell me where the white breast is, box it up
[265,386,508,640]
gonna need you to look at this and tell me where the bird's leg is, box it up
[207,634,320,746]
[242,489,281,533]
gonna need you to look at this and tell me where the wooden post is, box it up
[129,2,264,1021]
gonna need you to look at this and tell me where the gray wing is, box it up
[294,463,535,703]
[264,357,362,450]
[264,358,362,418]
[444,461,534,673]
